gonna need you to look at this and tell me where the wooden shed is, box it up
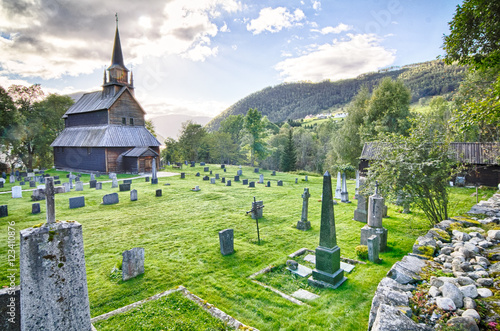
[359,142,500,187]
[51,23,161,173]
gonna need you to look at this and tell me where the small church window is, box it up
[122,117,126,125]
[130,118,134,126]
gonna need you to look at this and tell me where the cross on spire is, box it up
[115,13,118,26]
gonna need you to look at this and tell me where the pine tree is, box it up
[281,128,297,172]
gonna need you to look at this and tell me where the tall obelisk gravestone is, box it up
[308,171,347,289]
[20,177,92,330]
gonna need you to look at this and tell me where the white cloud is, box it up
[0,0,242,80]
[275,34,396,82]
[312,23,352,35]
[312,1,321,11]
[247,7,305,35]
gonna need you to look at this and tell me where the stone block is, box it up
[254,168,259,173]
[145,176,150,182]
[248,181,255,188]
[12,186,22,198]
[360,225,388,252]
[296,220,311,231]
[122,247,145,281]
[156,189,162,197]
[368,235,381,263]
[226,180,231,186]
[210,178,216,184]
[221,177,225,183]
[234,175,240,182]
[69,196,85,209]
[119,183,130,191]
[204,167,209,172]
[20,222,91,330]
[215,173,220,179]
[89,180,96,188]
[95,182,102,190]
[219,229,234,256]
[291,289,319,301]
[242,179,248,185]
[123,179,132,184]
[0,205,7,218]
[31,203,40,214]
[151,178,159,185]
[102,193,119,205]
[237,170,242,176]
[180,172,185,179]
[130,189,138,201]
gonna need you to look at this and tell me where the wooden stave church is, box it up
[51,23,161,174]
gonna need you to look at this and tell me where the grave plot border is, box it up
[90,286,258,330]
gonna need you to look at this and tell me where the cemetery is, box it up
[0,164,498,330]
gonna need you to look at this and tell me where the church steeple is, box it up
[103,14,134,96]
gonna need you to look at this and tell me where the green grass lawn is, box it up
[0,165,494,330]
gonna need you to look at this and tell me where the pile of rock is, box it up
[369,215,500,331]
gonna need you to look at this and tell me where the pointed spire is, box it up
[110,18,127,71]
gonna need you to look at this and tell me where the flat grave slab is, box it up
[291,289,320,301]
[287,264,312,278]
[304,254,355,273]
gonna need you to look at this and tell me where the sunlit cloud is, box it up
[247,7,305,35]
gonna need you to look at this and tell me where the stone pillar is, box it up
[360,182,388,251]
[308,171,346,289]
[367,235,381,263]
[20,176,91,330]
[69,172,73,189]
[334,172,342,199]
[219,229,234,255]
[151,158,158,184]
[297,188,311,231]
[355,170,360,196]
[340,172,350,203]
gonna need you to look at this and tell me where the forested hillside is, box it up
[206,60,466,131]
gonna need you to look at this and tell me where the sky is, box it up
[0,0,462,119]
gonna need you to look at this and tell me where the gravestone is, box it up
[192,185,200,191]
[223,168,226,172]
[355,170,360,197]
[340,172,350,203]
[122,247,145,281]
[31,203,40,214]
[242,179,248,185]
[305,175,308,182]
[0,181,3,188]
[20,181,25,186]
[237,170,242,176]
[119,183,130,192]
[308,171,346,289]
[95,182,102,190]
[180,172,185,179]
[108,173,116,179]
[191,161,195,167]
[184,160,188,165]
[123,179,132,184]
[254,168,259,173]
[277,180,283,186]
[226,180,231,186]
[272,170,276,176]
[297,188,311,230]
[250,200,264,220]
[151,158,158,184]
[295,178,298,184]
[215,173,219,180]
[69,173,73,189]
[29,181,36,188]
[195,172,200,177]
[360,182,388,251]
[9,174,15,183]
[63,182,70,193]
[221,177,225,183]
[145,176,150,182]
[258,174,264,184]
[151,177,158,184]
[0,205,7,218]
[69,196,85,209]
[102,193,119,205]
[266,181,271,187]
[130,189,138,201]
[27,172,34,178]
[90,173,95,181]
[203,176,209,181]
[200,162,205,166]
[248,181,255,188]
[204,167,209,172]
[1,171,5,179]
[353,194,368,223]
[31,188,45,201]
[20,177,91,330]
[210,178,216,184]
[234,175,240,182]
[334,172,342,199]
[210,170,212,175]
[156,189,162,197]
[219,229,234,256]
[12,186,22,199]
[89,180,96,188]
[111,177,118,188]
[221,164,225,169]
[54,180,61,185]
[54,186,65,194]
[54,175,59,180]
[75,181,83,191]
[367,235,381,263]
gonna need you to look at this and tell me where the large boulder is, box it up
[371,304,433,331]
[386,255,428,285]
[440,282,464,308]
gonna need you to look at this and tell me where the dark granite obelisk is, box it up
[308,171,347,289]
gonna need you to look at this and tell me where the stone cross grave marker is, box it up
[360,181,388,251]
[20,176,91,329]
[297,188,311,231]
[308,171,346,289]
[219,229,234,255]
[122,247,145,281]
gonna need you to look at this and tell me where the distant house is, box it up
[51,23,161,174]
[359,142,500,187]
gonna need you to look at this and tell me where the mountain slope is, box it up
[205,60,466,131]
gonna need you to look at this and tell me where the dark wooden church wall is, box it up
[108,92,145,126]
[54,147,106,172]
[122,157,138,173]
[65,110,109,127]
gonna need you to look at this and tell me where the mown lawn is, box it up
[0,165,494,330]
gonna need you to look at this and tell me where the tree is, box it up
[220,114,244,145]
[205,132,239,164]
[162,137,182,163]
[178,121,206,161]
[242,108,267,166]
[366,114,457,225]
[145,120,158,138]
[280,128,297,172]
[443,0,500,70]
[0,86,20,170]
